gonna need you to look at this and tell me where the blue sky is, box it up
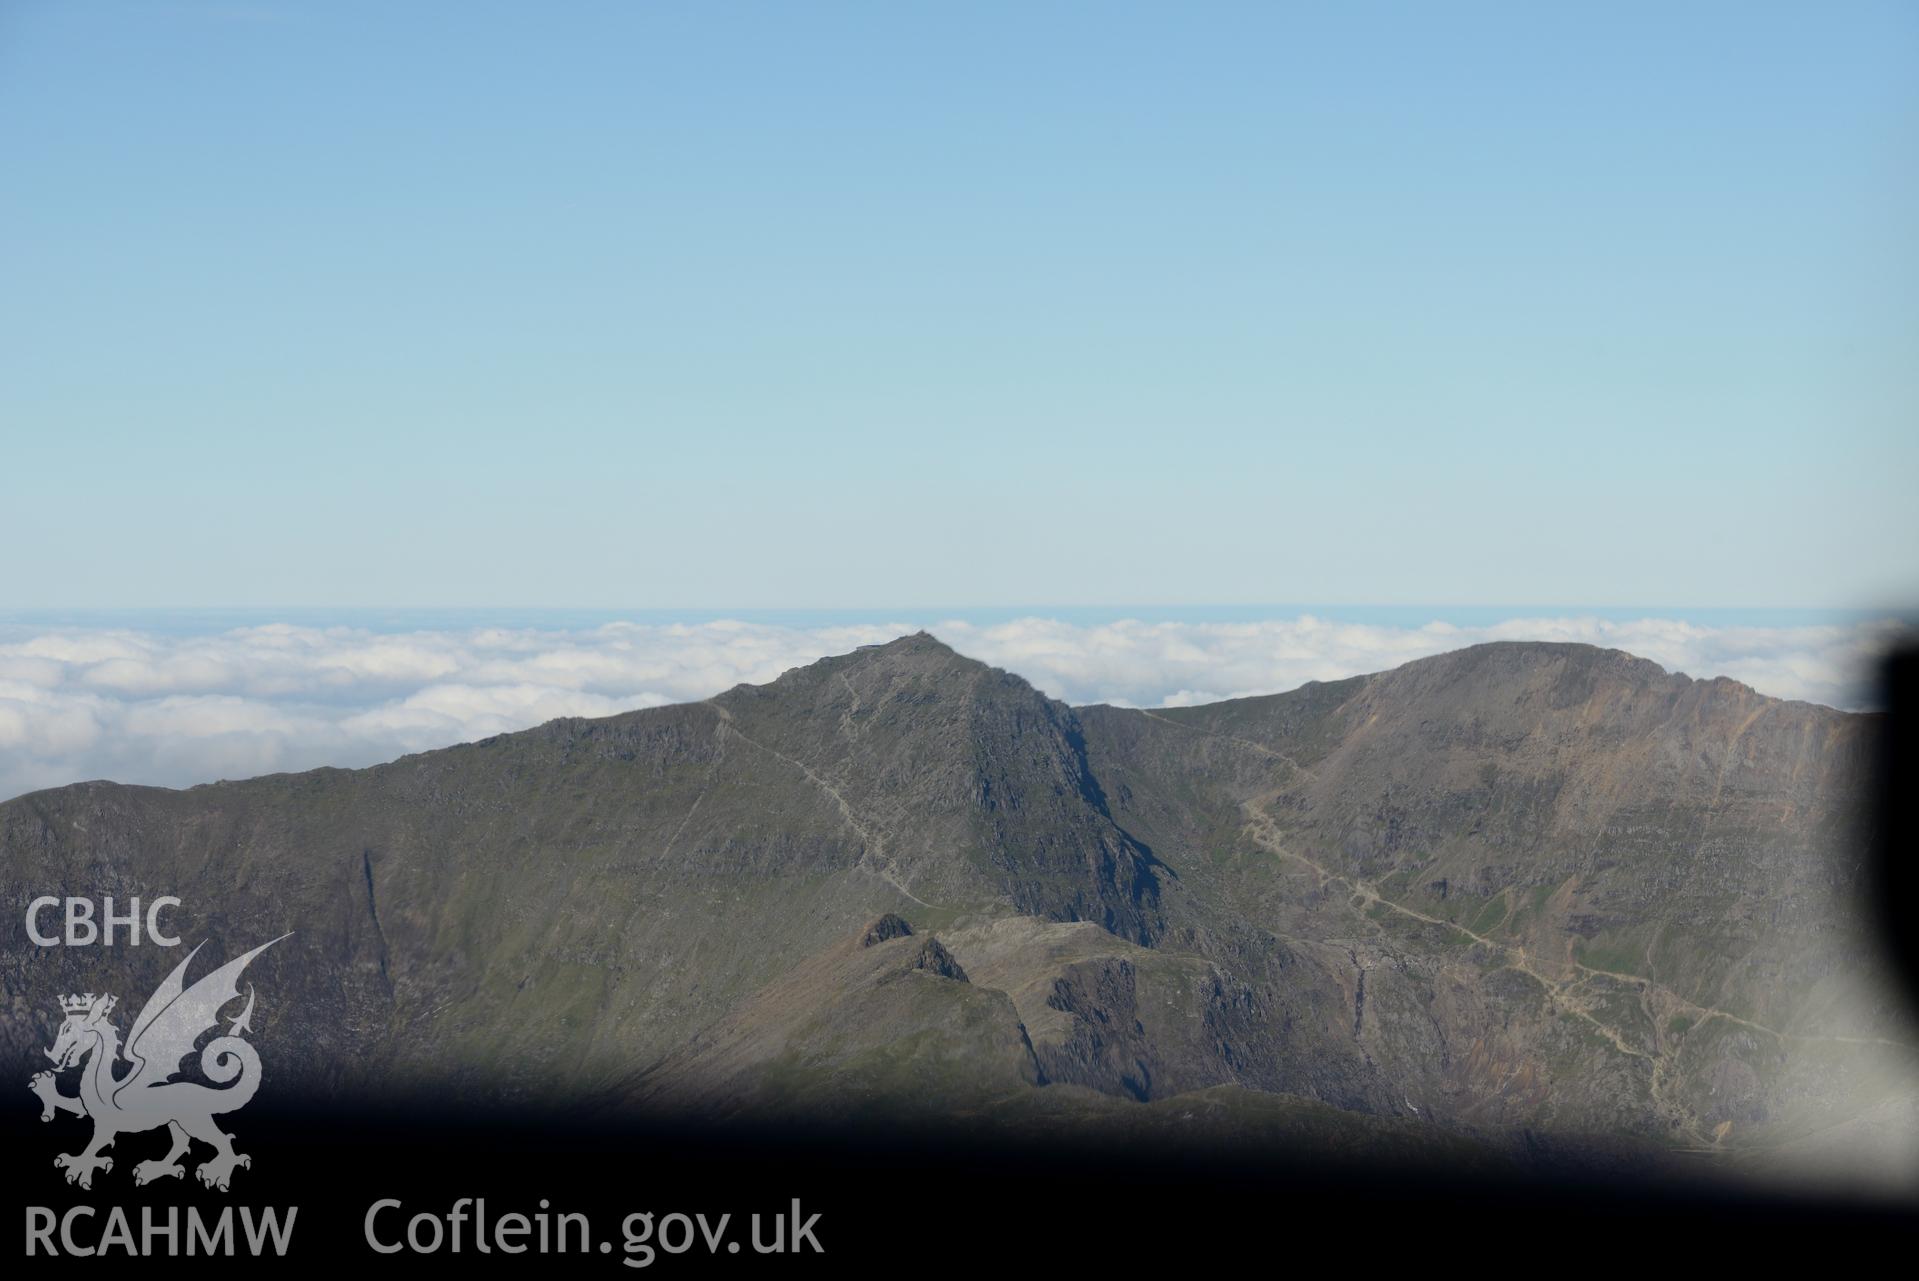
[1,2,1913,612]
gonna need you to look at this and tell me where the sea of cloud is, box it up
[0,615,1904,801]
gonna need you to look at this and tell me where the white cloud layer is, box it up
[0,616,1904,802]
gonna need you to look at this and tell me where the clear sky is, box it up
[1,2,1913,611]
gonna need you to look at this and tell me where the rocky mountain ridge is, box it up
[3,635,1910,1175]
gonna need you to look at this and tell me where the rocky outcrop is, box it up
[908,938,968,982]
[862,914,914,947]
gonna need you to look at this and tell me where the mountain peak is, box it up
[862,629,947,651]
[1385,639,1677,687]
[849,630,965,664]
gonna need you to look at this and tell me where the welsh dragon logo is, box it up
[27,936,288,1192]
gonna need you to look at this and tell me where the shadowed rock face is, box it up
[2,635,1910,1168]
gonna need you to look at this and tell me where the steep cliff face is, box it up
[2,635,1908,1167]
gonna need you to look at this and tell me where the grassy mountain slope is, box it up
[3,635,1908,1169]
